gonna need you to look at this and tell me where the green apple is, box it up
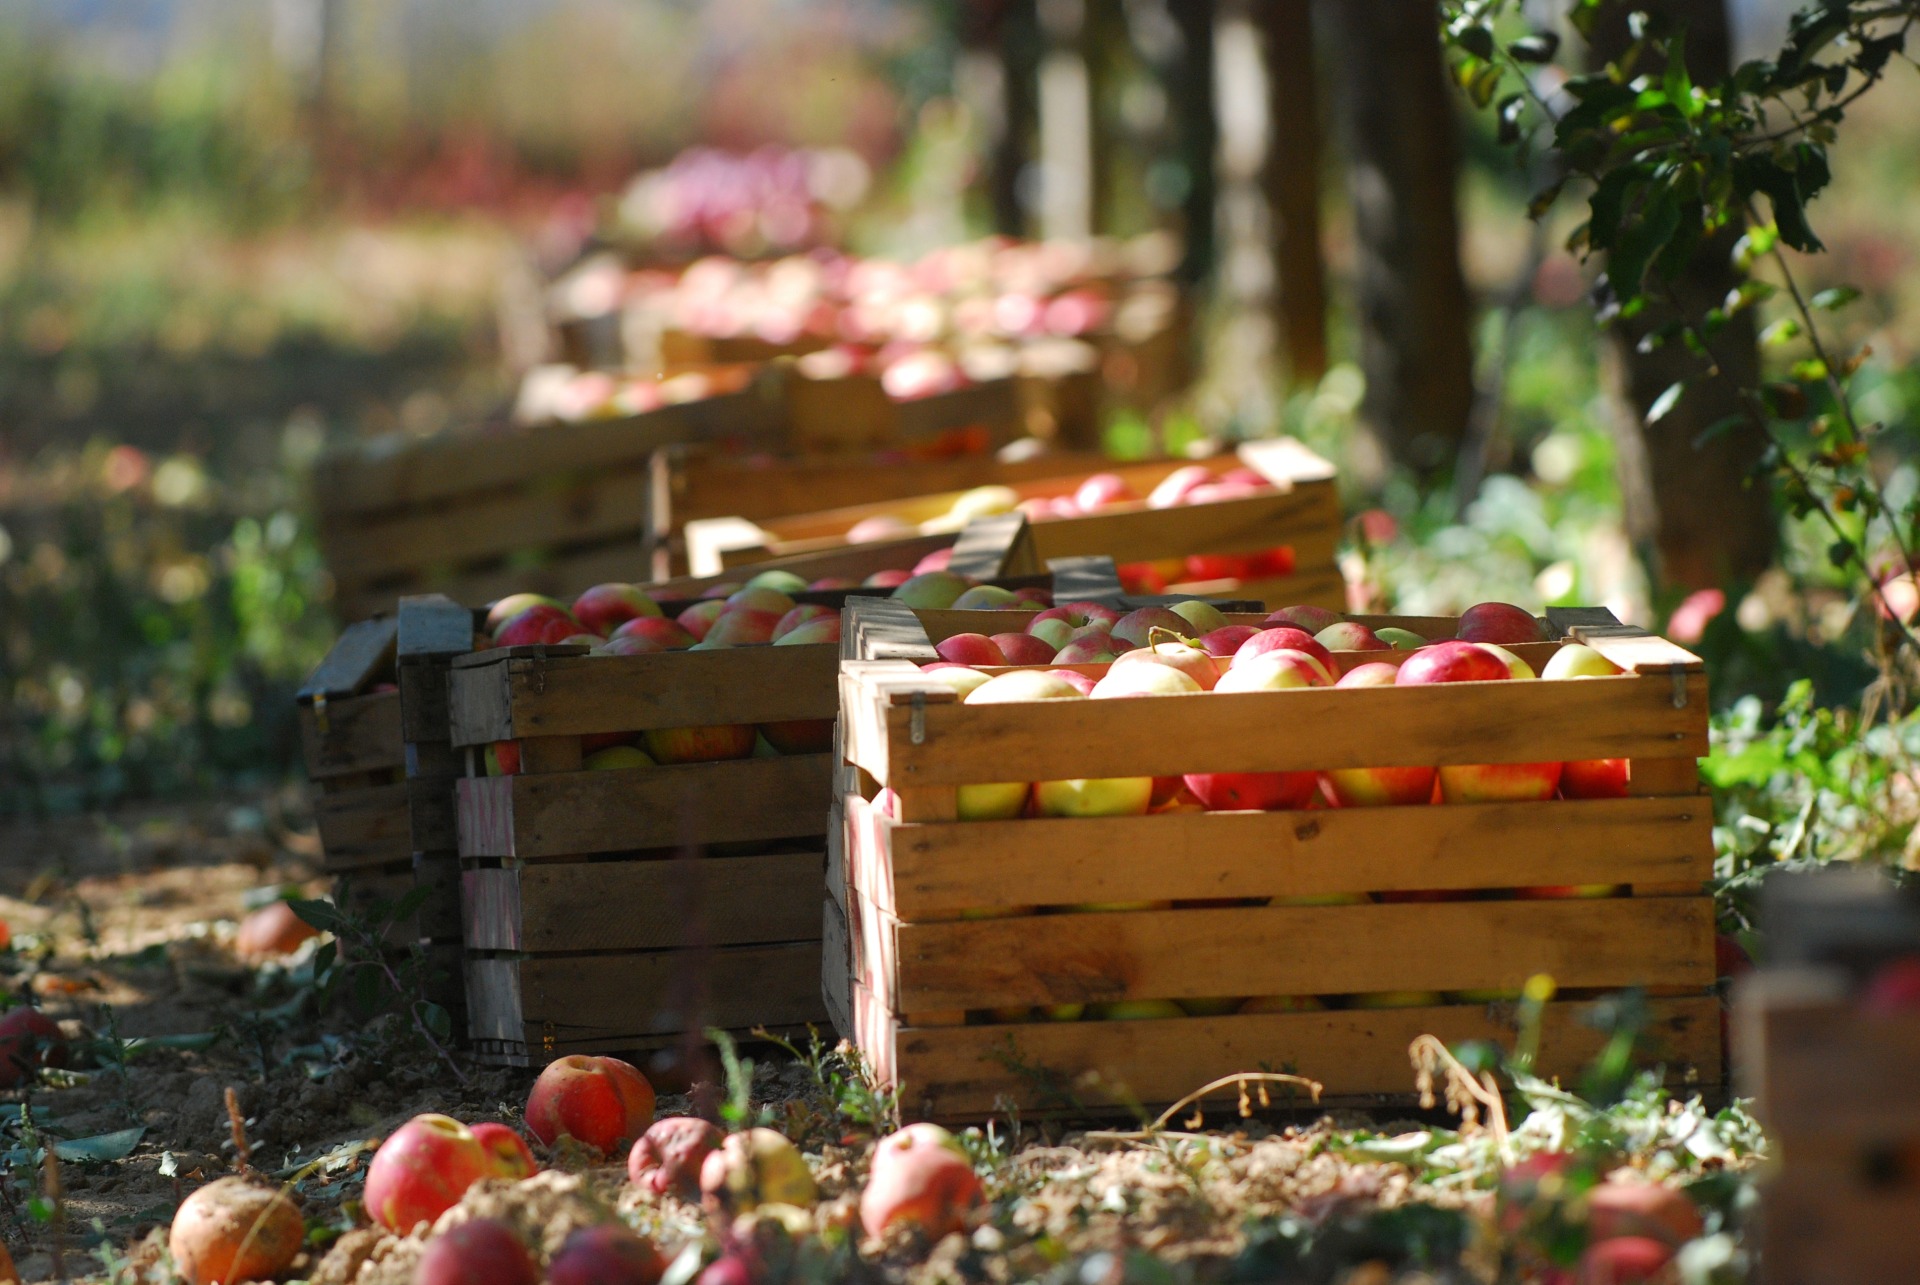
[951,584,1021,610]
[1542,643,1624,680]
[1091,999,1186,1021]
[584,745,654,770]
[957,781,1030,820]
[1044,1004,1086,1021]
[946,485,1020,522]
[1375,627,1428,651]
[924,666,992,698]
[892,572,974,609]
[1035,777,1153,817]
[1169,600,1230,637]
[1028,618,1077,650]
[743,569,810,595]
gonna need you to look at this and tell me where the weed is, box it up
[754,1027,900,1135]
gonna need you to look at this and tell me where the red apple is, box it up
[234,900,319,961]
[488,740,521,776]
[525,1055,656,1156]
[1716,934,1755,979]
[1183,552,1252,582]
[1044,668,1099,696]
[1585,1180,1704,1248]
[643,724,757,764]
[1562,758,1630,798]
[1577,1235,1673,1284]
[1111,639,1219,690]
[572,584,662,636]
[724,586,797,617]
[699,582,743,600]
[759,720,834,754]
[364,1114,492,1233]
[469,1123,537,1179]
[1183,771,1317,811]
[935,633,1007,666]
[1214,650,1331,692]
[1315,622,1389,652]
[912,547,955,575]
[849,516,916,543]
[485,593,563,631]
[859,1123,984,1241]
[1441,760,1563,803]
[773,604,835,639]
[992,633,1056,665]
[703,609,781,647]
[1055,632,1120,664]
[1072,473,1135,511]
[1457,601,1547,644]
[809,576,858,590]
[548,1225,667,1285]
[0,1007,66,1089]
[1196,625,1261,658]
[1147,465,1213,508]
[415,1219,539,1285]
[774,617,840,646]
[1321,663,1436,806]
[700,1127,818,1213]
[1030,602,1121,632]
[677,600,728,641]
[629,1116,723,1198]
[1263,605,1341,634]
[1864,956,1920,1013]
[1393,640,1511,686]
[1232,628,1335,677]
[495,605,582,648]
[862,569,913,589]
[610,617,698,651]
[1110,606,1193,650]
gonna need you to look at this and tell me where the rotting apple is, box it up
[168,1177,305,1285]
[470,1122,538,1179]
[525,1055,657,1156]
[415,1218,540,1285]
[859,1123,984,1242]
[629,1116,723,1198]
[700,1127,818,1214]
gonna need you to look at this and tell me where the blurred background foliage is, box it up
[1,0,1918,890]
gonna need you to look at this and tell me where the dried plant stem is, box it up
[226,1087,253,1173]
[1410,1035,1510,1161]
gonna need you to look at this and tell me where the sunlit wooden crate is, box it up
[699,439,1346,613]
[826,600,1720,1121]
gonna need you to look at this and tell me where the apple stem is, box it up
[1145,626,1191,650]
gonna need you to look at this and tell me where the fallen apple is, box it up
[629,1116,723,1198]
[700,1127,818,1213]
[470,1122,538,1179]
[525,1055,657,1155]
[548,1224,668,1285]
[169,1177,305,1285]
[234,900,320,961]
[1585,1179,1705,1247]
[1576,1235,1674,1284]
[364,1113,492,1233]
[859,1123,984,1242]
[415,1218,540,1285]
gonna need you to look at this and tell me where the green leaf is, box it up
[1760,318,1802,346]
[1606,185,1681,300]
[54,1128,144,1163]
[1830,541,1855,569]
[1791,357,1830,382]
[1455,24,1496,60]
[1810,286,1860,311]
[420,1003,452,1041]
[1693,415,1748,449]
[1663,33,1697,118]
[1647,381,1688,425]
[288,899,345,934]
[1508,32,1560,64]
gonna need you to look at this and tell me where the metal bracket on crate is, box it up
[910,692,927,746]
[311,691,329,735]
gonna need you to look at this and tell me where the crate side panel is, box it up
[514,942,827,1040]
[300,691,405,779]
[509,852,825,952]
[314,781,415,871]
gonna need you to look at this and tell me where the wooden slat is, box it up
[299,616,398,700]
[397,594,477,658]
[299,691,404,780]
[449,644,838,747]
[314,781,414,871]
[1744,992,1920,1138]
[872,896,1715,1012]
[847,665,1708,786]
[859,988,1722,1121]
[852,794,1712,920]
[341,541,658,623]
[946,513,1029,579]
[1028,478,1341,566]
[457,754,834,858]
[1758,1179,1920,1285]
[892,378,1022,443]
[463,851,825,952]
[823,896,854,1041]
[466,942,828,1049]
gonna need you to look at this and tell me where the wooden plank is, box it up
[299,616,398,701]
[862,990,1722,1121]
[1744,995,1920,1138]
[852,794,1712,919]
[1046,556,1126,602]
[463,851,825,952]
[314,781,414,871]
[1027,481,1343,566]
[299,691,404,780]
[457,754,834,858]
[892,378,1022,444]
[850,666,1709,786]
[946,513,1029,580]
[397,594,477,659]
[471,942,828,1046]
[448,644,839,746]
[1758,1179,1920,1285]
[874,896,1715,1011]
[823,896,854,1041]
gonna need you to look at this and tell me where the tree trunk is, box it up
[1256,0,1328,387]
[980,0,1039,237]
[1166,0,1218,289]
[1324,0,1474,471]
[1586,1,1778,592]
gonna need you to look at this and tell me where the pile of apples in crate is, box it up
[167,1054,980,1285]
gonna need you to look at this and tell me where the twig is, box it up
[226,1087,252,1173]
[1077,1071,1325,1144]
[1410,1035,1511,1163]
[43,1147,65,1285]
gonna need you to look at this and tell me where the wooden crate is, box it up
[299,617,412,916]
[700,439,1346,611]
[827,600,1720,1121]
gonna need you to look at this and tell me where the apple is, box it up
[1457,601,1547,644]
[1031,602,1121,632]
[1147,465,1213,508]
[364,1114,492,1232]
[957,781,1030,820]
[1214,651,1331,693]
[1044,668,1099,696]
[951,585,1021,610]
[525,1055,656,1156]
[921,664,992,698]
[1196,625,1261,658]
[610,617,698,650]
[1054,632,1121,664]
[1110,606,1193,650]
[1375,627,1428,650]
[1013,587,1053,606]
[1232,627,1334,677]
[549,1226,667,1285]
[644,724,757,764]
[486,741,519,776]
[470,1122,538,1179]
[699,582,743,600]
[1111,639,1219,690]
[744,569,809,596]
[849,516,916,543]
[704,609,781,647]
[1394,640,1510,686]
[1239,995,1326,1013]
[773,617,840,646]
[772,604,835,639]
[585,745,654,770]
[863,569,913,588]
[1027,618,1077,650]
[859,1123,984,1242]
[1034,776,1153,817]
[169,1177,305,1285]
[1586,1180,1705,1247]
[1091,999,1187,1019]
[1263,605,1342,634]
[1562,758,1630,799]
[700,1127,818,1214]
[1183,553,1251,581]
[809,576,858,590]
[892,571,973,609]
[495,605,581,647]
[935,633,1007,666]
[1091,663,1204,698]
[1184,770,1317,811]
[1349,991,1446,1009]
[234,901,319,961]
[1577,1236,1674,1284]
[1717,933,1755,979]
[759,720,834,754]
[966,670,1086,703]
[1542,642,1625,680]
[1169,600,1230,637]
[1322,668,1436,804]
[1440,760,1564,804]
[912,547,956,575]
[1073,472,1135,511]
[677,600,728,641]
[558,633,604,647]
[1477,643,1537,680]
[486,593,563,631]
[1315,622,1389,652]
[573,584,662,635]
[629,1116,723,1198]
[992,632,1056,664]
[415,1219,540,1285]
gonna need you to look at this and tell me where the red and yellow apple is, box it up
[525,1055,656,1156]
[364,1114,492,1232]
